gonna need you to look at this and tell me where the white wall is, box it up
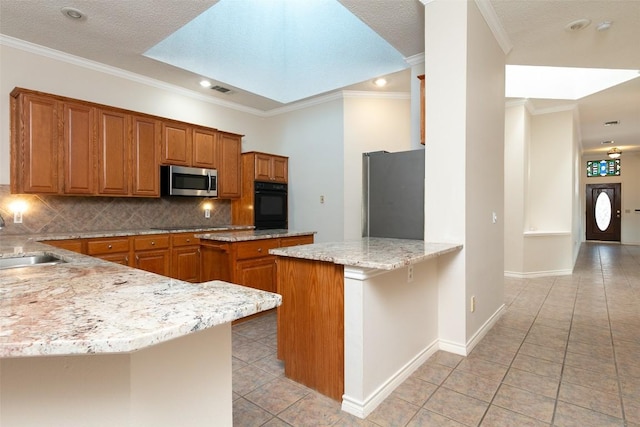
[504,103,529,273]
[343,94,413,240]
[261,98,345,242]
[0,43,268,185]
[527,110,575,232]
[504,104,585,277]
[425,0,505,350]
[582,151,640,244]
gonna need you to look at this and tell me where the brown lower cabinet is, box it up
[133,235,170,276]
[46,233,188,279]
[200,235,314,292]
[45,233,315,292]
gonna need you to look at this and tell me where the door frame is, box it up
[585,183,622,242]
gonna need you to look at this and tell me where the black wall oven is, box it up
[254,181,288,229]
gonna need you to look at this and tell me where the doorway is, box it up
[586,183,621,241]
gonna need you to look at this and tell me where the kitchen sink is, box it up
[0,254,67,270]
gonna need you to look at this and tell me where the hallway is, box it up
[232,243,640,426]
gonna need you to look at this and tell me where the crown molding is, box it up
[0,35,267,117]
[405,53,425,67]
[474,0,512,55]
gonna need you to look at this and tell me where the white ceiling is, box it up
[0,0,638,155]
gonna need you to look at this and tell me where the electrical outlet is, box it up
[408,265,414,283]
[470,296,476,312]
[204,209,211,218]
[320,195,325,204]
[14,211,23,224]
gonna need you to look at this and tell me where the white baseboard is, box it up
[504,269,572,278]
[341,304,506,418]
[341,339,439,419]
[464,304,505,354]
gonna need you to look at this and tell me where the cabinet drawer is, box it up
[86,237,130,255]
[134,235,170,251]
[235,239,280,260]
[172,233,200,247]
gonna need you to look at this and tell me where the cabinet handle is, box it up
[135,255,139,265]
[258,248,262,252]
[151,241,155,245]
[108,244,112,249]
[186,239,191,243]
[125,256,129,263]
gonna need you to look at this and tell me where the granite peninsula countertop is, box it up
[196,229,316,242]
[0,232,281,358]
[269,238,462,270]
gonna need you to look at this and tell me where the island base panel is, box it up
[277,257,344,401]
[0,325,232,427]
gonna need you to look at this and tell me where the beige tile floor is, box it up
[232,242,640,426]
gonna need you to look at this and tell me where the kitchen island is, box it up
[270,238,462,418]
[0,235,281,427]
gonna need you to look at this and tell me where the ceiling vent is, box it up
[211,85,232,94]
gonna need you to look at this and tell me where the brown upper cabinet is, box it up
[161,121,192,166]
[253,152,288,183]
[63,101,95,195]
[11,92,60,194]
[131,115,161,197]
[217,132,242,198]
[10,88,240,199]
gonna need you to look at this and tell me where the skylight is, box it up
[506,65,640,100]
[144,0,408,104]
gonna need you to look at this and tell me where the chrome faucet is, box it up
[0,213,5,229]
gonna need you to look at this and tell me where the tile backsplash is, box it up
[0,185,231,235]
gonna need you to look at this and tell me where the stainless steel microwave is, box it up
[161,165,217,197]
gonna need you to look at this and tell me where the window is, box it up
[587,159,620,177]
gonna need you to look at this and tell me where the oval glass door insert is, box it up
[595,191,612,231]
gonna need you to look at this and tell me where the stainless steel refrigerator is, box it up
[362,149,425,240]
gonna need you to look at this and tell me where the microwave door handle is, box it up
[207,174,212,193]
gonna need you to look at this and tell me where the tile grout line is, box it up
[475,276,557,426]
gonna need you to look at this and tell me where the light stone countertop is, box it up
[0,232,281,358]
[196,229,316,242]
[269,238,462,270]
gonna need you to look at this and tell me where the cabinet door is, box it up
[20,94,60,193]
[97,253,130,266]
[135,249,170,276]
[192,127,217,169]
[200,242,230,282]
[161,121,192,166]
[132,115,160,197]
[62,102,95,194]
[254,153,272,182]
[272,156,288,183]
[218,132,242,198]
[235,256,277,293]
[98,110,129,195]
[172,246,201,282]
[45,239,84,253]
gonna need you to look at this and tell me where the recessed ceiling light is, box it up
[601,140,615,145]
[200,80,212,88]
[373,78,387,87]
[604,120,619,126]
[565,19,591,32]
[60,7,85,20]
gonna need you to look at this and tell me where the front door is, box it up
[586,183,621,241]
